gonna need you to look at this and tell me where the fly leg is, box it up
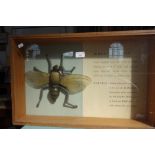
[59,54,75,74]
[63,66,75,74]
[70,66,75,73]
[63,91,78,109]
[57,85,78,109]
[33,67,44,72]
[36,86,48,108]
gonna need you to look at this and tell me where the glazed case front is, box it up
[10,30,155,128]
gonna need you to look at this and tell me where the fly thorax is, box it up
[50,72,60,84]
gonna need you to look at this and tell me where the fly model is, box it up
[26,54,91,109]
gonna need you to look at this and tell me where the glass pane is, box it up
[24,38,148,121]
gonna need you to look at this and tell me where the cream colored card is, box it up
[83,40,148,119]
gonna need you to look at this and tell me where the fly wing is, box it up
[25,71,49,89]
[60,74,91,94]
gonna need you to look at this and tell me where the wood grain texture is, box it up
[10,38,26,123]
[13,115,152,129]
[10,30,155,43]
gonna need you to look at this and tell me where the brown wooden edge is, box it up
[10,30,155,40]
[10,38,26,123]
[9,30,155,45]
[13,115,152,129]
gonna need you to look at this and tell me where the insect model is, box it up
[26,54,91,109]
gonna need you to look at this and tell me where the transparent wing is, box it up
[60,74,91,94]
[25,71,49,89]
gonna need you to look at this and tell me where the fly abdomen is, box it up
[47,87,60,104]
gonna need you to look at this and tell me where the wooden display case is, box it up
[10,30,155,128]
